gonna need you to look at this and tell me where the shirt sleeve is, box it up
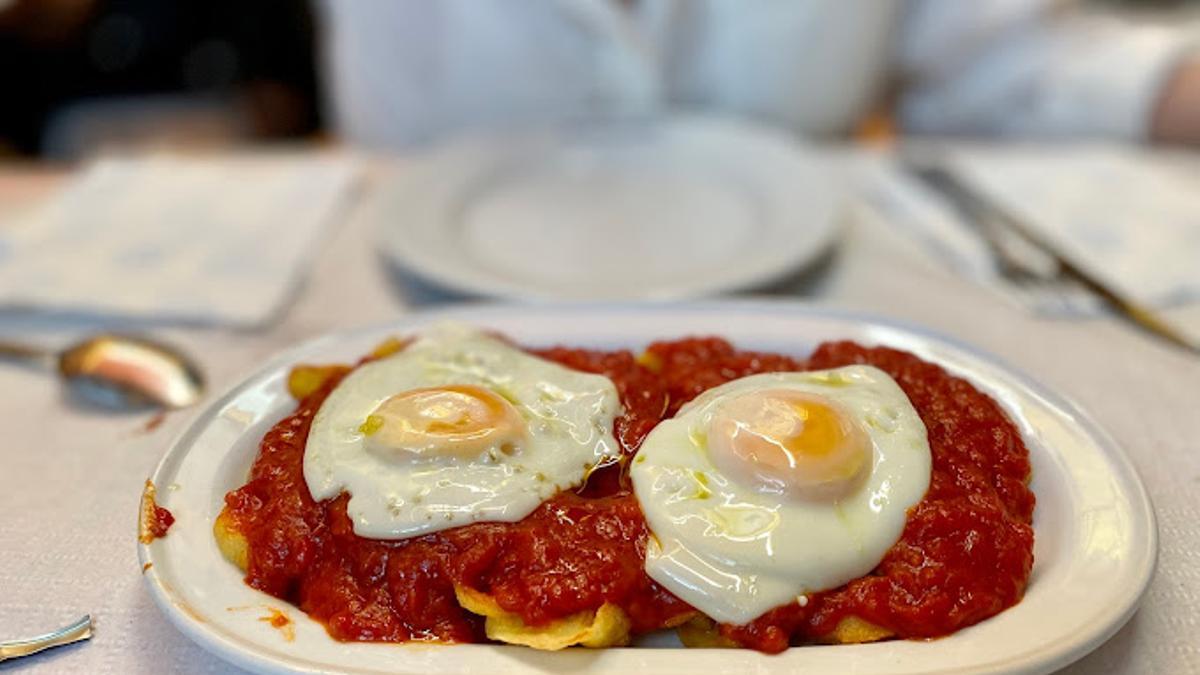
[896,0,1198,141]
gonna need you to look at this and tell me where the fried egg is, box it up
[304,324,623,540]
[630,365,931,624]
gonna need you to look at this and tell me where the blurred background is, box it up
[2,0,1200,341]
[2,0,1200,338]
[0,0,319,158]
[1,0,1197,159]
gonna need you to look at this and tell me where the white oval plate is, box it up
[372,116,842,301]
[139,302,1156,675]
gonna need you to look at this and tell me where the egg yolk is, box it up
[361,384,526,461]
[706,390,870,501]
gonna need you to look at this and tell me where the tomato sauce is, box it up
[141,480,176,543]
[148,503,175,539]
[221,337,1034,652]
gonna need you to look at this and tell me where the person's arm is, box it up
[1152,58,1200,145]
[896,0,1197,143]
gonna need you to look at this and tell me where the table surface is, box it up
[1,160,1197,674]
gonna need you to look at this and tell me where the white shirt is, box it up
[320,0,1194,149]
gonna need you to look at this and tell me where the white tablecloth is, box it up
[1,161,1198,674]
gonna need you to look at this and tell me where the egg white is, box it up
[630,365,931,625]
[303,323,623,540]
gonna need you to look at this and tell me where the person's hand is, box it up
[1152,58,1200,145]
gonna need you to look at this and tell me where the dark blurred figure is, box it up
[0,0,320,158]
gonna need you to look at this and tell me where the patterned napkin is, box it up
[0,152,362,327]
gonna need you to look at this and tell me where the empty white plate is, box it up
[373,117,843,300]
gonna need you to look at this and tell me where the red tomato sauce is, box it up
[141,479,176,543]
[220,338,1034,652]
[148,503,175,539]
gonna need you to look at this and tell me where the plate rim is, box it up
[138,300,1158,675]
[371,115,844,301]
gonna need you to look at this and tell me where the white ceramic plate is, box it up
[372,117,843,300]
[139,302,1157,675]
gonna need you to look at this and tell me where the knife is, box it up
[907,161,1200,355]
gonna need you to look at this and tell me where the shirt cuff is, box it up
[1045,21,1199,141]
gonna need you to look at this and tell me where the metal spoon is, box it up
[0,334,204,410]
[0,615,93,663]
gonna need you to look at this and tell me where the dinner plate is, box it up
[139,302,1157,675]
[372,116,843,300]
